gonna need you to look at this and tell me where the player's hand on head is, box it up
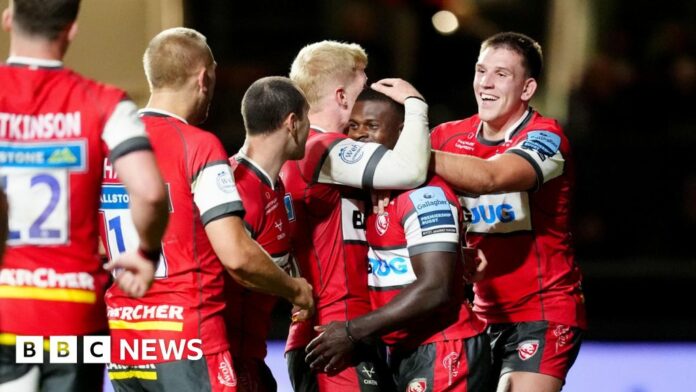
[104,252,156,298]
[370,78,424,104]
[290,277,315,320]
[305,322,355,375]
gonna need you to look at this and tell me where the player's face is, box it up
[473,47,533,132]
[347,100,400,150]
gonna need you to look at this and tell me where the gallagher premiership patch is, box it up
[521,131,561,161]
[408,186,454,231]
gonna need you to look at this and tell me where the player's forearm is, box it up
[348,279,451,342]
[115,151,169,251]
[371,98,430,189]
[223,232,301,302]
[431,150,496,194]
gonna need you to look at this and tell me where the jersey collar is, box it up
[310,125,328,133]
[6,56,63,69]
[235,149,277,190]
[138,108,188,124]
[476,108,533,146]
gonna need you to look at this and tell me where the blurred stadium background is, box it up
[2,0,695,390]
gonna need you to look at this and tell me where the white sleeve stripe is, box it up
[200,201,245,226]
[408,242,458,257]
[361,144,388,188]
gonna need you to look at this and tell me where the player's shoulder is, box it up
[519,111,565,137]
[63,68,127,102]
[399,175,457,210]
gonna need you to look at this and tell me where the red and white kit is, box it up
[430,109,586,329]
[0,57,151,338]
[100,110,244,365]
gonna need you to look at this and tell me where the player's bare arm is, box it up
[319,79,430,190]
[206,215,315,320]
[431,150,537,194]
[305,250,457,373]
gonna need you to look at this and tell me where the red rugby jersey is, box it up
[0,57,151,337]
[366,175,485,350]
[430,109,586,328]
[280,127,383,352]
[225,152,297,360]
[100,109,244,364]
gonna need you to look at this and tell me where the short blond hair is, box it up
[289,40,367,106]
[143,27,212,90]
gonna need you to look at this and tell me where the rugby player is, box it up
[101,28,313,392]
[306,88,491,392]
[282,40,431,391]
[430,32,586,392]
[0,0,168,390]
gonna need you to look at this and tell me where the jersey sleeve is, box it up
[102,100,152,161]
[190,135,244,225]
[316,137,388,188]
[401,186,460,257]
[506,129,567,188]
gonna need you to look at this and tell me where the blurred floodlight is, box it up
[432,10,459,35]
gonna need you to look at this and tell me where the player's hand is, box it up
[371,190,391,214]
[289,277,315,321]
[104,252,156,298]
[305,322,355,375]
[370,78,424,104]
[462,247,487,284]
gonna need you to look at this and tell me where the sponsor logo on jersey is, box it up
[407,378,427,392]
[517,340,540,361]
[101,185,130,209]
[283,194,295,221]
[454,138,475,151]
[442,351,460,385]
[409,187,454,229]
[368,257,409,277]
[375,212,389,236]
[0,268,94,290]
[107,305,184,321]
[215,170,236,193]
[470,204,516,224]
[338,143,365,164]
[0,141,85,170]
[521,130,561,162]
[217,355,237,387]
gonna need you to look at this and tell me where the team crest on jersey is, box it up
[521,131,560,162]
[375,212,389,236]
[517,340,540,361]
[407,378,427,392]
[215,170,236,193]
[338,143,365,164]
[283,194,295,221]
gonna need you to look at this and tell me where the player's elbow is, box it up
[393,164,428,189]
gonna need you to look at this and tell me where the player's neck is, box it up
[308,107,346,134]
[241,135,286,185]
[481,105,529,140]
[146,92,198,124]
[9,34,66,61]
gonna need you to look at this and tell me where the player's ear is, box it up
[2,7,12,32]
[521,78,537,101]
[197,67,208,93]
[66,22,78,42]
[285,112,298,139]
[335,87,348,108]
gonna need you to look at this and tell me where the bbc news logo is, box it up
[15,336,203,364]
